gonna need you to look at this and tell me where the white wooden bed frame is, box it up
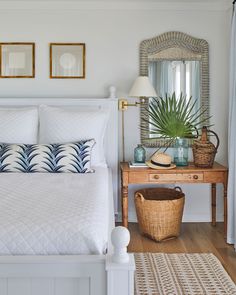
[0,97,135,295]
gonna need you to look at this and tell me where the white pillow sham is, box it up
[39,105,109,167]
[0,107,38,144]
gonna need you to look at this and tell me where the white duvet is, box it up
[0,168,110,255]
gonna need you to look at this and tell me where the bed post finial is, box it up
[106,226,135,295]
[111,226,130,263]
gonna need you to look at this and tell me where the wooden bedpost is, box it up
[106,226,135,295]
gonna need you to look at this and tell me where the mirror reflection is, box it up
[149,60,200,106]
[147,60,201,139]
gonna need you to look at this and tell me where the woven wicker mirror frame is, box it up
[140,31,209,148]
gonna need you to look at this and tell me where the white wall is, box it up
[0,1,231,222]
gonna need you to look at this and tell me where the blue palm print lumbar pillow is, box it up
[0,139,95,173]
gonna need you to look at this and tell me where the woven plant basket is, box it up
[135,187,185,242]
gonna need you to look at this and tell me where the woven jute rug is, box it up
[134,253,236,295]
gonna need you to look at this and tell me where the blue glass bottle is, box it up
[174,138,188,166]
[134,144,146,163]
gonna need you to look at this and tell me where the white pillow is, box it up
[0,107,38,144]
[39,105,109,167]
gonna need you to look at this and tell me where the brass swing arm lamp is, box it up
[118,98,145,111]
[118,76,157,111]
[119,76,157,161]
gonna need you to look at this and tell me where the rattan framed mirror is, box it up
[140,31,209,147]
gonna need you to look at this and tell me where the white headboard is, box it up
[0,97,119,214]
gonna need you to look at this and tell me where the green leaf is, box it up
[143,93,210,140]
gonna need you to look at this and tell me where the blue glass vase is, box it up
[134,144,146,163]
[174,138,188,166]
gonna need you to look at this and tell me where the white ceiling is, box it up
[0,0,231,2]
[0,0,231,11]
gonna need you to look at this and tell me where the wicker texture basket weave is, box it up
[135,187,185,242]
[192,127,219,168]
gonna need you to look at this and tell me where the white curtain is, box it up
[160,61,173,96]
[149,61,158,94]
[149,61,173,97]
[191,61,200,110]
[228,6,236,248]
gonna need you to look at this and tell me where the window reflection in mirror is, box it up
[148,60,201,139]
[149,60,200,105]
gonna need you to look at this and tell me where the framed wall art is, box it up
[50,43,86,79]
[0,43,35,78]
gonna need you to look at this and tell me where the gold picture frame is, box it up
[0,42,35,78]
[50,43,86,79]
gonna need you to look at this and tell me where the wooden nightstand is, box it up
[120,162,228,236]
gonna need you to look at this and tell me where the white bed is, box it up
[0,97,135,295]
[0,168,112,255]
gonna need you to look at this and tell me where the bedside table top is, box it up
[120,162,228,173]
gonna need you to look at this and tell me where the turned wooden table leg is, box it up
[211,183,216,226]
[121,171,129,228]
[223,173,228,238]
[122,186,128,228]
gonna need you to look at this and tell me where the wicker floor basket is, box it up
[135,187,185,242]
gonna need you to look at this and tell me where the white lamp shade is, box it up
[129,76,157,98]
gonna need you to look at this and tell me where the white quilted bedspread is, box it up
[0,168,110,255]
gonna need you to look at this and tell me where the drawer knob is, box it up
[154,175,159,179]
[193,175,198,180]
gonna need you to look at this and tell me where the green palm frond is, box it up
[142,93,210,140]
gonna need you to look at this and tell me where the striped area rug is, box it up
[134,253,236,295]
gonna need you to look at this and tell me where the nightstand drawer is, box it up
[149,173,204,182]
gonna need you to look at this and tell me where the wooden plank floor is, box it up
[127,222,236,283]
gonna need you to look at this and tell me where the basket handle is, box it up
[185,125,199,139]
[192,126,199,139]
[174,186,183,193]
[206,128,220,152]
[135,192,145,202]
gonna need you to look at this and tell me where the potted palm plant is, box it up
[142,92,210,166]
